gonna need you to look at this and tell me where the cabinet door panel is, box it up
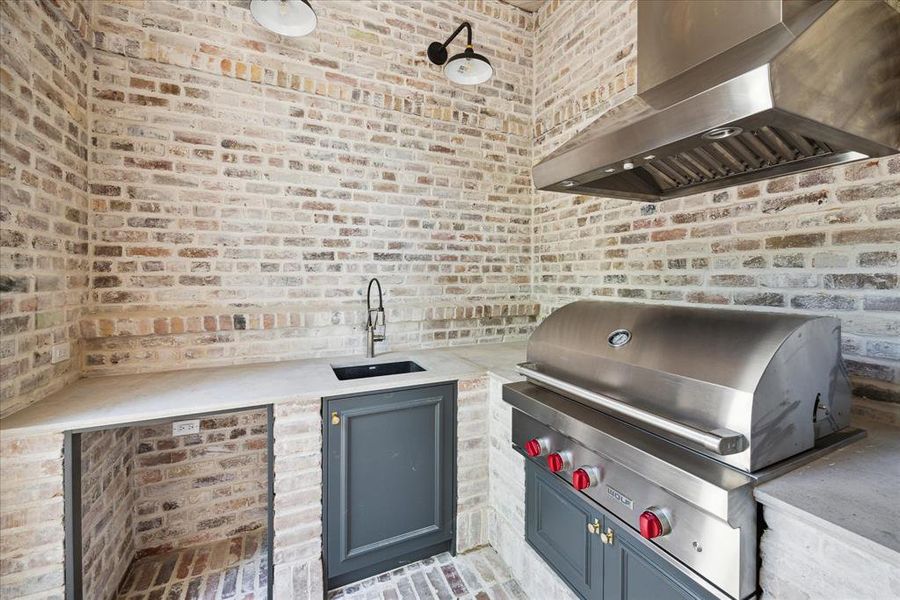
[525,461,603,600]
[604,522,715,600]
[325,383,455,588]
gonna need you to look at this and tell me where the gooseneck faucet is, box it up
[365,278,385,358]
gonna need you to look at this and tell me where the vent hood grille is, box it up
[608,126,834,196]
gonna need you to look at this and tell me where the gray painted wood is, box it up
[603,520,716,600]
[526,462,604,600]
[325,382,456,589]
[525,460,717,600]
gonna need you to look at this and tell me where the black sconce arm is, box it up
[427,21,474,65]
[441,21,472,48]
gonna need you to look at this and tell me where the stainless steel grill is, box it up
[503,300,863,598]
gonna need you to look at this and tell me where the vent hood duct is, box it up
[533,0,900,202]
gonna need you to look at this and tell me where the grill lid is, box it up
[521,301,851,472]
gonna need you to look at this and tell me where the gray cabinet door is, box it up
[603,521,715,600]
[325,383,455,589]
[526,462,604,600]
[525,460,716,600]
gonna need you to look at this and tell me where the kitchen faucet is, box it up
[365,278,385,358]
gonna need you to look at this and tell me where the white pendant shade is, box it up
[444,52,493,85]
[250,0,317,37]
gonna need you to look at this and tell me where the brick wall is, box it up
[0,0,91,417]
[0,431,66,599]
[132,409,268,557]
[81,426,135,600]
[4,0,897,419]
[531,0,900,404]
[456,374,490,552]
[532,0,635,159]
[79,0,536,375]
[0,407,268,600]
[759,506,900,599]
[486,375,577,600]
[271,396,324,600]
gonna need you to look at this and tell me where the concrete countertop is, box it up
[755,418,900,564]
[0,341,527,436]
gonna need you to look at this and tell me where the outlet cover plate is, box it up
[51,343,71,364]
[172,419,200,436]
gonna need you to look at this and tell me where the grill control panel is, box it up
[511,408,748,599]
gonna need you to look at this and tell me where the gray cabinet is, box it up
[526,461,605,599]
[525,461,716,600]
[324,383,456,589]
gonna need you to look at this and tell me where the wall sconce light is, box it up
[427,22,493,86]
[250,0,317,37]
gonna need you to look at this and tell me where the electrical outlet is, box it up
[51,343,71,364]
[172,419,200,436]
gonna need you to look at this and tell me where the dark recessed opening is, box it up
[331,360,426,381]
[65,406,274,600]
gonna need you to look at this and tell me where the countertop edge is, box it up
[754,486,900,564]
[0,342,527,437]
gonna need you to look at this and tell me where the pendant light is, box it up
[250,0,317,37]
[427,22,493,86]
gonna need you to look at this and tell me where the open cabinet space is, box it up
[69,407,273,600]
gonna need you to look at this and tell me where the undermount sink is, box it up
[331,360,425,381]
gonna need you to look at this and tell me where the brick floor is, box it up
[328,547,528,600]
[116,529,268,600]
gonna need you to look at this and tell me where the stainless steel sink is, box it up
[331,360,425,381]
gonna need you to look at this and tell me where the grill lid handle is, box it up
[516,362,747,456]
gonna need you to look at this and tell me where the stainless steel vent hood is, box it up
[533,0,900,202]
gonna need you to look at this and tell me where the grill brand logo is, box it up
[607,485,634,510]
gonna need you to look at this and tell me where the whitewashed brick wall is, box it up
[3,0,898,418]
[0,0,91,417]
[272,396,324,599]
[81,426,135,600]
[533,0,635,159]
[456,375,491,552]
[80,0,537,376]
[131,410,268,556]
[760,506,900,599]
[0,431,66,599]
[486,375,578,600]
[1,0,537,417]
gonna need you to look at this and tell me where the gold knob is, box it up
[600,528,615,545]
[331,411,341,425]
[587,519,601,535]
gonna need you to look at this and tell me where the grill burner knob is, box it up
[639,508,671,539]
[571,466,601,490]
[524,438,550,458]
[546,452,572,473]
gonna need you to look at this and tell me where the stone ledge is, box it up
[79,301,541,340]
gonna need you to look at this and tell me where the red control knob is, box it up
[547,452,571,473]
[524,438,549,458]
[571,467,600,490]
[639,508,671,539]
